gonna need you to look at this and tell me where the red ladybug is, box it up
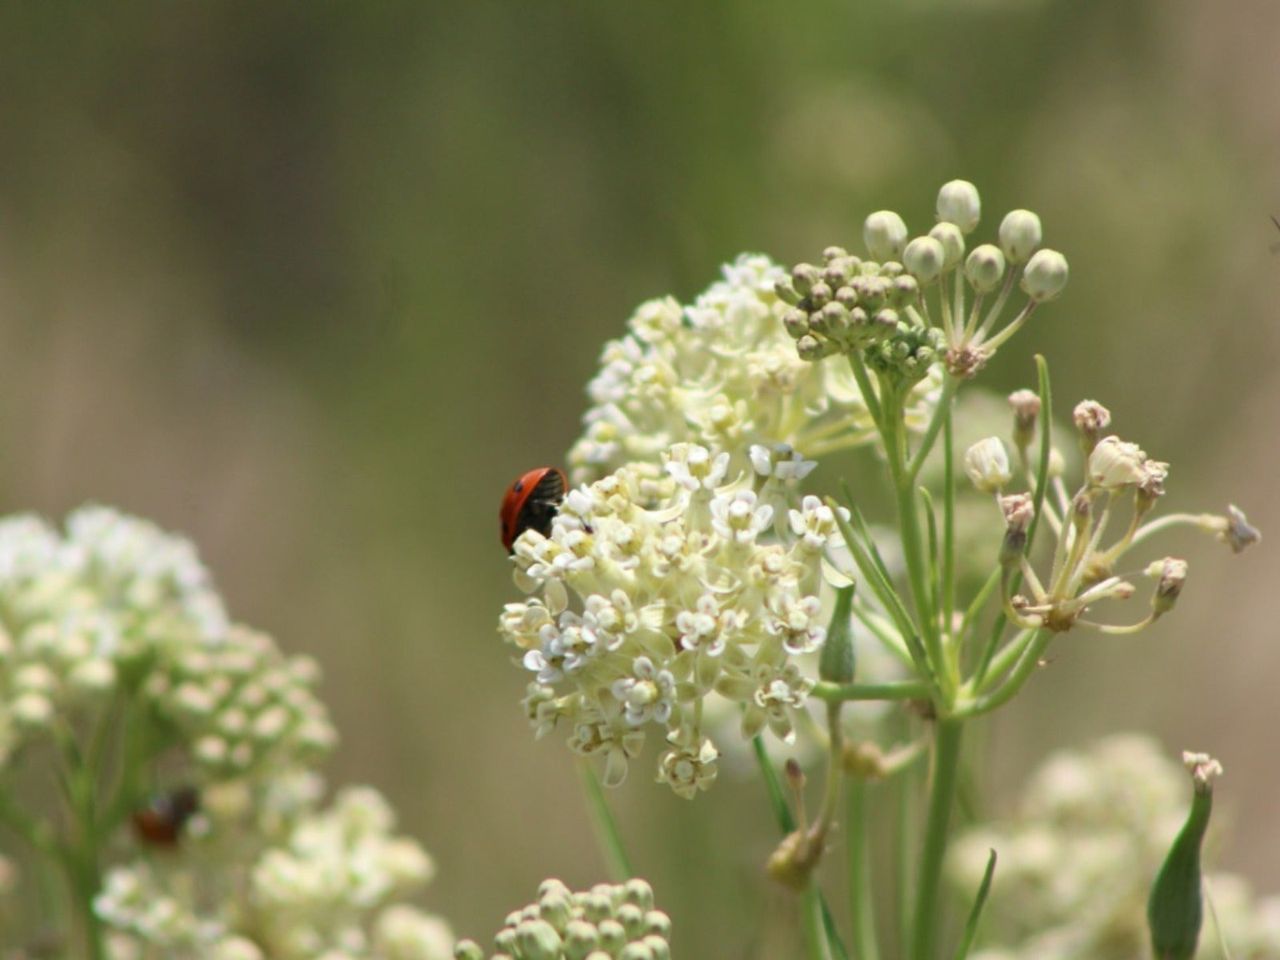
[131,787,200,848]
[500,467,567,554]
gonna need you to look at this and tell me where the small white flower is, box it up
[610,657,676,727]
[1087,436,1148,490]
[710,489,774,545]
[676,594,725,657]
[788,495,848,552]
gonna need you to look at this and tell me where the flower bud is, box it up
[642,935,671,960]
[515,919,562,960]
[1088,436,1147,490]
[643,911,671,939]
[597,920,627,954]
[563,921,600,960]
[1008,389,1041,450]
[964,244,1005,293]
[964,437,1012,493]
[453,943,484,960]
[1221,505,1261,554]
[936,179,981,233]
[791,263,820,297]
[1149,557,1188,617]
[619,943,654,960]
[928,222,965,270]
[1021,249,1069,302]
[1147,752,1221,960]
[903,236,946,284]
[998,209,1042,264]
[11,692,53,729]
[1072,400,1111,453]
[621,879,654,912]
[863,210,908,261]
[999,494,1034,567]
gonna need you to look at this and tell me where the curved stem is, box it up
[812,680,933,703]
[847,775,881,960]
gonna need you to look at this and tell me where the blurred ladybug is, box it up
[131,786,200,848]
[500,467,567,554]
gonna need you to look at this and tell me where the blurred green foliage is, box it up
[0,1,1277,954]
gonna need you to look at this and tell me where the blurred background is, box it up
[0,0,1277,954]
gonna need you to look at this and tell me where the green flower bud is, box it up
[890,274,920,307]
[642,911,671,939]
[782,308,810,340]
[619,944,653,960]
[791,263,820,297]
[538,891,572,932]
[822,245,849,262]
[515,919,562,960]
[808,281,833,308]
[494,928,517,954]
[1147,753,1222,960]
[563,920,600,960]
[964,244,1005,293]
[903,236,946,284]
[1020,248,1068,302]
[774,279,802,306]
[621,879,654,912]
[617,902,645,940]
[864,210,908,261]
[998,209,1042,264]
[928,222,965,270]
[582,893,613,923]
[453,942,484,960]
[818,585,855,684]
[597,919,627,954]
[642,935,670,960]
[936,179,981,233]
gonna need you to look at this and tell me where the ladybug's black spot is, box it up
[514,481,525,494]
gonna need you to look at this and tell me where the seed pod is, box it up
[818,585,855,684]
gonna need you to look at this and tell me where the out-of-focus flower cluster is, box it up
[98,779,451,960]
[503,444,848,797]
[452,878,671,960]
[567,254,940,487]
[0,506,449,958]
[0,506,333,774]
[950,735,1280,960]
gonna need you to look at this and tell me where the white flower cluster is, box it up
[0,505,334,778]
[950,735,1280,960]
[567,254,940,486]
[503,444,847,797]
[97,780,451,960]
[453,878,671,960]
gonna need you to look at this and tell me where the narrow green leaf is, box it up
[951,848,997,960]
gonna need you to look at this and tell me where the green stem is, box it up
[907,376,959,481]
[847,776,881,960]
[910,719,964,960]
[942,406,956,640]
[577,761,635,881]
[803,882,834,960]
[56,727,106,960]
[847,353,884,432]
[812,680,933,703]
[960,631,1051,718]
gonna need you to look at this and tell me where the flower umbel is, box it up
[502,445,845,795]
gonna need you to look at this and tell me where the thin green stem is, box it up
[847,776,881,960]
[577,761,635,881]
[908,376,959,481]
[847,353,884,432]
[910,719,964,960]
[960,631,1052,717]
[803,883,834,960]
[943,407,956,640]
[812,680,933,703]
[951,849,997,960]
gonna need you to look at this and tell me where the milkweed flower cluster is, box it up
[452,878,672,960]
[567,254,941,486]
[97,780,450,960]
[0,506,448,958]
[502,444,846,797]
[949,736,1280,960]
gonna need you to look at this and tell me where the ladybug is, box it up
[131,786,200,848]
[500,466,567,554]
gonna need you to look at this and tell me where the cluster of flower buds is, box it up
[453,878,672,960]
[777,182,1069,381]
[964,396,1257,638]
[504,444,847,796]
